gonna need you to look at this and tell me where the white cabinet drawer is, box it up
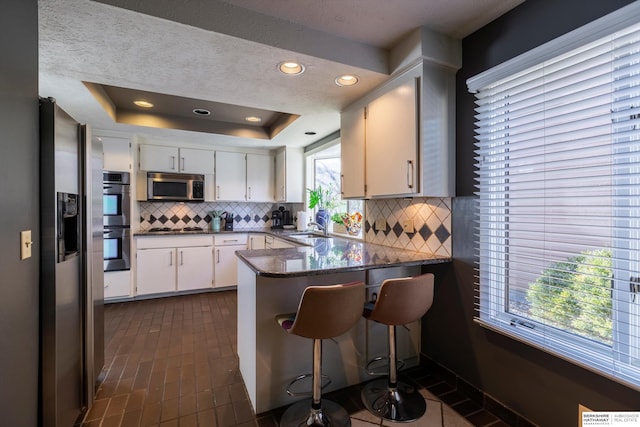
[214,233,248,246]
[137,235,213,249]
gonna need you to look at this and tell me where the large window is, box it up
[469,9,640,390]
[307,143,364,237]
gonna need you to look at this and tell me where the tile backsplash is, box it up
[364,197,451,257]
[138,201,303,231]
[138,197,452,257]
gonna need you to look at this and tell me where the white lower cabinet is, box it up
[273,237,295,248]
[136,235,213,296]
[177,246,214,291]
[136,248,177,295]
[247,234,266,250]
[104,270,131,299]
[214,234,248,287]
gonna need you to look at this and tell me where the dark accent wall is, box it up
[423,1,639,426]
[0,0,40,425]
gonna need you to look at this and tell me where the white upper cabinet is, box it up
[139,144,180,172]
[217,151,274,202]
[138,144,214,174]
[215,151,246,201]
[179,148,215,174]
[101,136,131,172]
[340,106,366,198]
[246,153,274,202]
[340,61,456,198]
[365,76,418,197]
[275,146,304,203]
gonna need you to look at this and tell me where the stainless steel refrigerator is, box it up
[39,98,104,427]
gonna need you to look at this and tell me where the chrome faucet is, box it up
[308,221,328,236]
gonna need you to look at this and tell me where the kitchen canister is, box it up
[296,211,308,231]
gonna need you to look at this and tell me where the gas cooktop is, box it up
[148,227,172,232]
[147,226,204,233]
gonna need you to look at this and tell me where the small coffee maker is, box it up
[282,210,292,226]
[271,209,283,229]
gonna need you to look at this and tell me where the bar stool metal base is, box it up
[361,379,426,422]
[279,399,351,427]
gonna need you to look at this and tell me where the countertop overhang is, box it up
[235,239,451,278]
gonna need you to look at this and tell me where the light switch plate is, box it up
[402,219,415,233]
[20,230,32,260]
[375,218,386,231]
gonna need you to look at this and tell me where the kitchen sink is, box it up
[288,232,329,239]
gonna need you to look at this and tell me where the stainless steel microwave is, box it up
[147,172,205,201]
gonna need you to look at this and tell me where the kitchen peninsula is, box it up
[235,235,450,413]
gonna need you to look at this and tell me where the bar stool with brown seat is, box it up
[276,281,365,427]
[361,273,435,422]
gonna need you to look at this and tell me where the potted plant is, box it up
[331,212,347,234]
[306,185,338,230]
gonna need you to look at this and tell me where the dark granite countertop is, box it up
[133,227,273,237]
[235,238,451,278]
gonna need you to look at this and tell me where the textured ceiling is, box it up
[38,0,524,149]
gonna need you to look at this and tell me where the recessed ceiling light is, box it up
[245,116,262,123]
[134,100,154,108]
[278,61,305,75]
[193,108,211,116]
[305,131,317,135]
[335,75,359,87]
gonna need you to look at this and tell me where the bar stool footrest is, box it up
[365,356,406,376]
[280,398,351,427]
[285,373,331,397]
[361,378,426,422]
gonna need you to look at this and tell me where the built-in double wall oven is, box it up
[103,171,130,272]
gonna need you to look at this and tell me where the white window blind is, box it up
[470,16,640,390]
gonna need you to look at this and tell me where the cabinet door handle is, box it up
[224,239,238,243]
[217,185,220,199]
[180,157,185,171]
[180,250,184,265]
[248,186,251,200]
[171,156,176,170]
[169,251,173,266]
[216,249,220,263]
[340,174,344,195]
[407,160,414,189]
[250,237,254,249]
